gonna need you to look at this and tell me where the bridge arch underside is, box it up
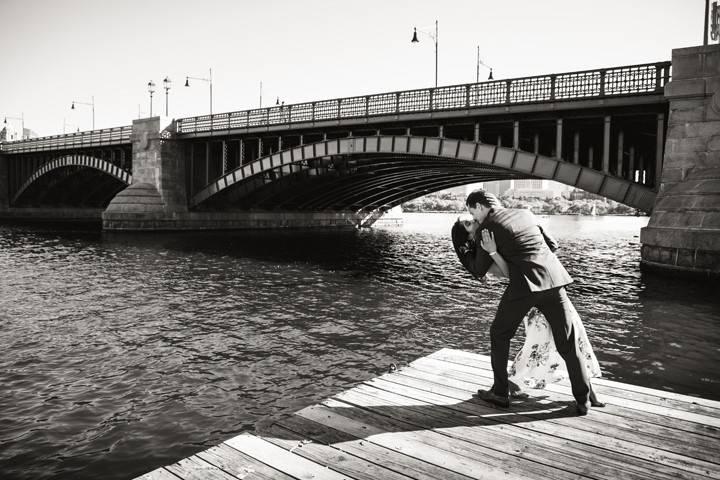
[12,165,129,208]
[192,137,657,214]
[198,154,526,213]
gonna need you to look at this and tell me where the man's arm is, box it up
[538,225,559,252]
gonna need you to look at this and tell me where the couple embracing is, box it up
[451,189,604,415]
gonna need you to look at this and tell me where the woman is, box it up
[452,217,605,405]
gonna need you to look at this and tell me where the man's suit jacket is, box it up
[463,208,573,299]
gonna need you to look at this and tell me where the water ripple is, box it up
[1,215,719,480]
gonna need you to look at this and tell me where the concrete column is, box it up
[0,155,8,210]
[474,123,480,142]
[222,140,228,175]
[555,119,563,159]
[573,132,580,164]
[637,155,645,184]
[641,44,720,277]
[628,146,635,182]
[189,143,195,195]
[588,146,594,169]
[513,121,519,149]
[438,125,444,138]
[655,113,665,188]
[278,136,283,151]
[405,128,411,136]
[603,115,611,173]
[205,142,210,186]
[533,133,539,154]
[617,130,624,176]
[239,139,245,165]
[258,138,263,158]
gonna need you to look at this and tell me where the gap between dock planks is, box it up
[135,348,720,480]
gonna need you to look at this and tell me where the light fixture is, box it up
[411,21,439,87]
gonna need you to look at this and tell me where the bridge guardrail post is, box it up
[365,96,370,117]
[311,102,316,122]
[550,74,556,100]
[600,69,606,96]
[429,88,434,111]
[395,93,400,114]
[464,85,470,108]
[505,80,512,104]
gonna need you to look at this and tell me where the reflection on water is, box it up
[0,214,718,480]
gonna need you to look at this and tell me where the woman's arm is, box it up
[480,229,510,278]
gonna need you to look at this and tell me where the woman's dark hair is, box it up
[465,189,502,209]
[451,220,480,279]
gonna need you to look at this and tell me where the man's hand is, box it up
[480,229,497,254]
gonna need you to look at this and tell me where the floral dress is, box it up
[508,305,601,389]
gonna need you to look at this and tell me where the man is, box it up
[463,189,592,415]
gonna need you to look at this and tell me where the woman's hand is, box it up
[480,229,497,254]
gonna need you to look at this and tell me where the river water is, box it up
[1,214,719,480]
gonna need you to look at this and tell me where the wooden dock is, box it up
[136,348,720,480]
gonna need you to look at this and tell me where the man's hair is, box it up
[466,189,502,209]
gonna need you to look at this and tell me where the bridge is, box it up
[0,44,718,277]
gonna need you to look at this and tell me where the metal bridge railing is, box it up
[177,61,671,134]
[0,125,132,154]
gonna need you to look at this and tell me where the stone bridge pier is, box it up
[102,117,361,230]
[641,44,720,277]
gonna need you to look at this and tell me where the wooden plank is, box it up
[335,383,704,480]
[225,433,351,480]
[385,363,720,465]
[418,353,720,433]
[357,376,720,480]
[432,349,720,412]
[262,423,419,480]
[270,414,477,480]
[135,468,181,480]
[296,401,551,480]
[164,455,239,480]
[196,443,296,480]
[410,355,720,440]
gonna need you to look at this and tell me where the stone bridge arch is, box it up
[12,154,132,206]
[191,135,656,214]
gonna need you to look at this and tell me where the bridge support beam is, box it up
[641,44,720,277]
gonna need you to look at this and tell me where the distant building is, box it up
[0,125,37,141]
[468,179,570,199]
[568,188,606,201]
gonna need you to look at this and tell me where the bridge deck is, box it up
[136,348,720,480]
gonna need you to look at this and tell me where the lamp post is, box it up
[71,97,95,130]
[185,68,213,115]
[411,20,438,87]
[2,113,24,139]
[476,46,493,82]
[163,76,172,116]
[148,80,156,117]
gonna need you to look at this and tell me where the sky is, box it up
[0,0,710,137]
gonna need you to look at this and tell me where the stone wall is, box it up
[640,44,720,277]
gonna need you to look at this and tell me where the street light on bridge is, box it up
[148,80,156,117]
[411,20,439,87]
[163,76,172,116]
[70,97,95,130]
[3,113,24,140]
[476,46,493,82]
[185,68,213,115]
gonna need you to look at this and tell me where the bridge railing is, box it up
[177,61,671,134]
[0,125,133,154]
